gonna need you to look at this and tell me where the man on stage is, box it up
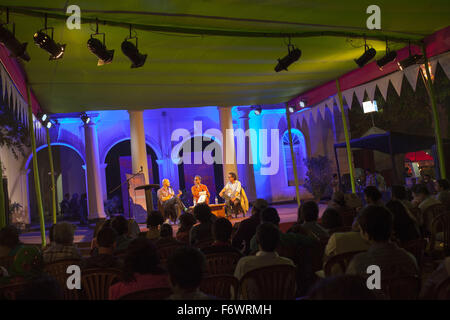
[219,172,247,218]
[191,175,210,205]
[157,179,187,224]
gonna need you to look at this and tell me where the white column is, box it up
[84,121,106,220]
[128,110,149,183]
[238,110,257,201]
[218,107,238,182]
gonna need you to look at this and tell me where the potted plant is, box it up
[304,156,333,202]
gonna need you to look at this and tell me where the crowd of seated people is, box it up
[1,179,449,300]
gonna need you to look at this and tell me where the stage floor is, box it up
[19,202,327,245]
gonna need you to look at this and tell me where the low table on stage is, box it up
[134,184,160,212]
[189,203,226,218]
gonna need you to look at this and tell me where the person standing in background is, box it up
[79,193,88,226]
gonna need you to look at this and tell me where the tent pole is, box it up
[421,44,446,179]
[334,146,342,190]
[46,127,57,224]
[286,105,301,207]
[27,85,46,247]
[0,157,5,228]
[336,79,356,193]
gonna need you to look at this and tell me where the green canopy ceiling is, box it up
[1,1,449,113]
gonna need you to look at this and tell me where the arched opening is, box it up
[282,129,307,186]
[177,136,224,206]
[104,139,159,217]
[26,144,86,224]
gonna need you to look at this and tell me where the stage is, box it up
[19,202,327,245]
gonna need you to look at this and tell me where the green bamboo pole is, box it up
[0,157,5,228]
[285,105,301,207]
[336,79,356,193]
[46,127,57,224]
[27,85,46,247]
[422,45,446,179]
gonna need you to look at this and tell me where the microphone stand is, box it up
[109,168,143,220]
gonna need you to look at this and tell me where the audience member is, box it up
[189,203,214,245]
[327,191,351,215]
[346,205,418,278]
[202,218,242,256]
[155,224,181,247]
[308,275,379,300]
[146,211,165,241]
[0,226,22,258]
[234,223,295,282]
[420,257,450,299]
[231,199,268,255]
[293,201,328,240]
[111,215,133,253]
[176,213,196,243]
[249,207,316,254]
[109,238,169,300]
[422,174,437,195]
[364,186,383,206]
[167,247,213,300]
[436,179,450,209]
[80,227,122,269]
[2,246,44,283]
[412,184,441,232]
[43,223,81,264]
[321,208,343,232]
[385,200,420,243]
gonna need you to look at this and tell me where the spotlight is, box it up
[299,100,306,108]
[88,37,114,66]
[87,20,114,66]
[38,112,48,122]
[121,40,147,68]
[254,106,262,115]
[81,113,90,124]
[376,41,397,71]
[0,24,30,61]
[355,45,376,68]
[397,54,424,71]
[275,42,301,72]
[45,120,52,129]
[288,106,295,113]
[33,31,65,60]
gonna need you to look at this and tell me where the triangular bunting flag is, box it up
[312,107,320,123]
[318,103,327,120]
[389,71,403,96]
[439,53,450,80]
[341,89,354,108]
[430,59,439,83]
[403,64,420,91]
[376,76,390,101]
[364,82,377,101]
[354,85,366,106]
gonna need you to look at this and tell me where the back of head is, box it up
[256,222,280,252]
[160,223,173,238]
[321,208,343,229]
[438,179,450,191]
[11,246,44,278]
[179,213,196,231]
[357,205,393,242]
[194,203,212,224]
[412,184,429,196]
[332,191,346,206]
[308,275,378,300]
[0,225,20,249]
[251,199,269,219]
[123,238,163,282]
[111,215,129,236]
[364,186,382,203]
[300,201,319,222]
[96,227,117,248]
[212,218,233,242]
[385,200,414,230]
[53,223,75,245]
[391,185,407,200]
[260,207,280,226]
[167,247,206,290]
[147,211,164,228]
[17,275,64,300]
